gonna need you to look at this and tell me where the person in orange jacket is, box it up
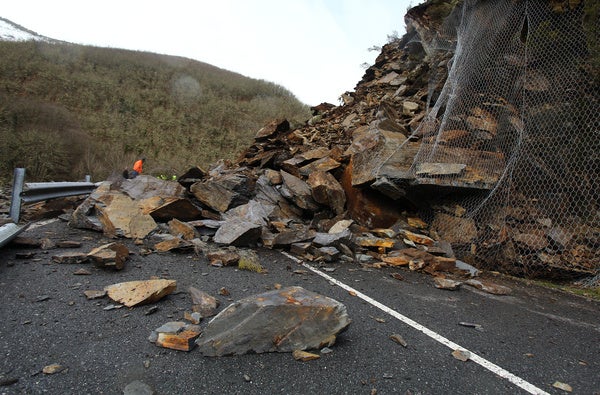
[130,157,145,178]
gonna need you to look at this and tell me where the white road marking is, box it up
[282,252,550,395]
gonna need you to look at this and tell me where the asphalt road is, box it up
[0,219,598,394]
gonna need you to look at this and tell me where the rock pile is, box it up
[67,0,598,281]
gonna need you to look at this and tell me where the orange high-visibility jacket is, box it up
[133,159,143,173]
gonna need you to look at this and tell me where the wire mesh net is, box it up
[383,0,599,278]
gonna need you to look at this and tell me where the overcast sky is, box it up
[2,0,414,105]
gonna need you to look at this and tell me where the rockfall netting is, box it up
[382,0,599,278]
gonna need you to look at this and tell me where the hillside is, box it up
[0,34,310,181]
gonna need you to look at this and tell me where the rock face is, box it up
[196,286,351,356]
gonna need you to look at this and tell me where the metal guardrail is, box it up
[0,223,28,249]
[9,168,96,222]
[1,169,96,250]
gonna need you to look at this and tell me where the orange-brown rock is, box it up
[156,329,201,352]
[87,242,129,270]
[168,218,197,240]
[307,171,346,215]
[105,279,176,307]
[340,161,403,229]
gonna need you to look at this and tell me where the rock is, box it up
[465,279,511,295]
[254,119,290,140]
[51,252,89,264]
[56,241,82,248]
[83,290,107,299]
[313,229,352,247]
[189,287,220,317]
[452,349,470,362]
[390,334,408,347]
[307,171,346,215]
[298,157,341,177]
[149,198,203,222]
[328,220,353,234]
[513,233,549,251]
[552,381,572,392]
[42,364,65,374]
[213,218,262,246]
[415,163,466,177]
[121,175,186,200]
[355,235,395,249]
[432,213,478,244]
[154,236,193,252]
[292,350,321,361]
[400,230,435,246]
[87,242,129,270]
[40,238,56,250]
[184,311,202,325]
[272,224,315,247]
[105,279,177,307]
[434,277,462,290]
[149,321,201,351]
[196,286,350,356]
[168,218,197,240]
[206,249,240,267]
[280,171,319,211]
[95,193,157,239]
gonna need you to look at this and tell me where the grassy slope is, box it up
[0,41,311,181]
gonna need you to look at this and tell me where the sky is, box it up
[2,0,414,105]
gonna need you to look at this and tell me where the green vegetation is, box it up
[529,279,600,301]
[0,41,311,182]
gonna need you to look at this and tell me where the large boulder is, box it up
[196,286,350,356]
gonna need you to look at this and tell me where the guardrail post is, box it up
[85,175,91,183]
[9,168,25,223]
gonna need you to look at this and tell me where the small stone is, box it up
[434,277,462,290]
[465,279,511,295]
[87,242,129,270]
[84,289,107,299]
[243,374,251,382]
[452,349,470,362]
[150,321,201,352]
[390,334,407,347]
[206,250,240,267]
[184,311,202,325]
[73,268,92,275]
[552,382,572,392]
[42,364,65,374]
[145,306,159,315]
[189,287,219,317]
[51,252,89,264]
[292,350,320,361]
[103,304,123,311]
